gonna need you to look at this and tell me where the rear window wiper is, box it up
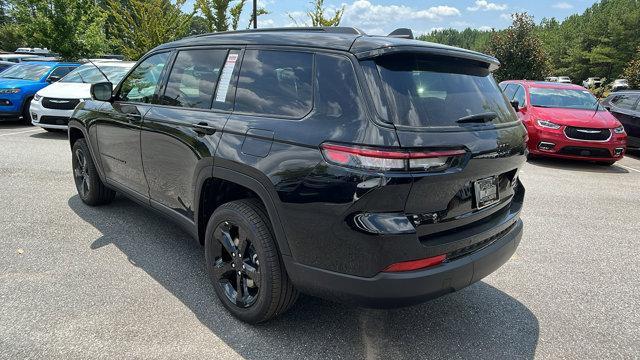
[456,112,497,124]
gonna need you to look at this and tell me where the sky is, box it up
[183,0,597,36]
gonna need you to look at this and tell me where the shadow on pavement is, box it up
[526,156,629,174]
[30,130,67,140]
[69,195,539,359]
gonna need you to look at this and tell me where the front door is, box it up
[96,52,170,197]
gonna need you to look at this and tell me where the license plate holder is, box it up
[474,176,499,209]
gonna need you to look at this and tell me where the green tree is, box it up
[418,28,493,52]
[487,13,549,82]
[290,0,343,27]
[107,0,192,60]
[623,48,640,89]
[195,0,266,32]
[2,0,108,58]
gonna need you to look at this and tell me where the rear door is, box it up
[141,47,239,220]
[361,53,527,236]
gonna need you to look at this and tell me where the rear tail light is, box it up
[320,143,466,172]
[383,254,446,272]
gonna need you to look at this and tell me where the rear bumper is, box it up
[284,218,523,308]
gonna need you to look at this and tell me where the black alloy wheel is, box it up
[71,138,115,206]
[212,220,261,308]
[73,147,90,198]
[205,199,298,323]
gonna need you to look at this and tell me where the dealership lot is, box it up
[0,124,638,359]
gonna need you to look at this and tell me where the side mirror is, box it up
[91,82,113,101]
[47,75,61,83]
[510,100,521,112]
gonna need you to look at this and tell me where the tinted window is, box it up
[512,85,526,106]
[49,66,75,79]
[161,49,226,109]
[611,94,639,110]
[365,54,515,127]
[530,88,599,110]
[119,52,169,103]
[503,84,517,99]
[315,53,364,120]
[235,50,313,117]
[62,64,132,84]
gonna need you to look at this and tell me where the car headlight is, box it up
[536,119,561,129]
[33,94,42,102]
[614,125,626,134]
[0,88,21,94]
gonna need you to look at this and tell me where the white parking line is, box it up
[618,164,640,173]
[0,129,41,137]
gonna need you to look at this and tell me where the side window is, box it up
[235,50,313,118]
[315,53,364,120]
[160,49,227,109]
[612,94,639,110]
[503,84,517,100]
[512,85,526,106]
[49,66,74,79]
[118,52,170,103]
[499,83,508,91]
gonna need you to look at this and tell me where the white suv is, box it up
[31,61,134,131]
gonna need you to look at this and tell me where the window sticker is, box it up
[214,53,238,103]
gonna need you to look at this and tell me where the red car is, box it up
[500,81,627,165]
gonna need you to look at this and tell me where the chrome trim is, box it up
[563,127,612,142]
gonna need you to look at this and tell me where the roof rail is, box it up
[189,26,367,39]
[387,28,414,39]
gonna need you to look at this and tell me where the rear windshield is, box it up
[362,54,515,128]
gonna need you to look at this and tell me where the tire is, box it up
[21,98,33,126]
[205,199,298,323]
[71,138,115,206]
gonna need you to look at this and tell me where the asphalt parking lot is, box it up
[1,123,639,359]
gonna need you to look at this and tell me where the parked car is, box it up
[500,80,626,165]
[31,61,135,131]
[14,47,53,56]
[583,77,603,88]
[557,76,572,84]
[0,61,80,123]
[68,27,527,323]
[0,54,42,63]
[601,91,640,148]
[611,79,630,92]
[0,60,14,72]
[545,76,559,82]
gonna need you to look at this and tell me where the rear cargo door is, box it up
[361,53,527,236]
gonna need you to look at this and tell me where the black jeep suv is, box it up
[68,27,526,323]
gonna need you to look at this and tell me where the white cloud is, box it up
[500,13,512,20]
[552,2,573,9]
[477,26,494,31]
[342,0,460,29]
[467,0,508,11]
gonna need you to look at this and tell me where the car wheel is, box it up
[21,98,33,126]
[205,199,298,323]
[72,138,115,205]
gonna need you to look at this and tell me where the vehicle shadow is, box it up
[68,195,540,359]
[29,130,67,140]
[526,156,629,174]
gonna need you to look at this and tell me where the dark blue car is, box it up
[0,61,79,123]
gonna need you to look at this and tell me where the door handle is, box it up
[192,122,217,135]
[125,113,142,123]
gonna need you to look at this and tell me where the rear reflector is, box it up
[320,143,466,172]
[383,254,446,272]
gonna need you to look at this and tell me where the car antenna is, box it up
[592,97,601,118]
[85,58,111,83]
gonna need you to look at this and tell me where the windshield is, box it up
[530,88,600,110]
[0,64,52,81]
[362,54,515,127]
[61,64,131,84]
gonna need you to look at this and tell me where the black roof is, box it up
[154,27,499,68]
